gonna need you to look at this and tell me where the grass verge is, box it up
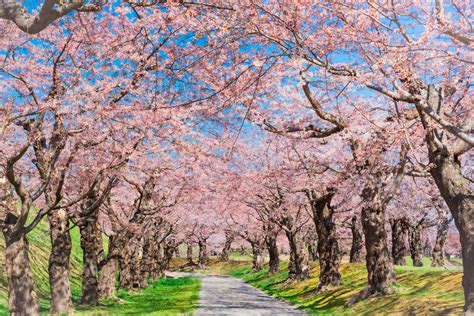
[74,277,201,315]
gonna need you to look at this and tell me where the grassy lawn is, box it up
[200,257,464,315]
[75,277,201,316]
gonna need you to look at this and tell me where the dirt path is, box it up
[169,272,306,315]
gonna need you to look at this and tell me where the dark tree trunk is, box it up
[305,230,319,261]
[220,232,233,261]
[423,237,432,257]
[161,240,176,273]
[186,242,194,265]
[140,237,154,287]
[414,85,474,313]
[361,203,396,295]
[4,230,39,316]
[250,240,265,271]
[118,234,144,290]
[48,209,72,314]
[131,236,146,288]
[390,217,408,266]
[98,236,119,297]
[409,222,424,267]
[308,191,341,289]
[285,231,310,280]
[198,238,208,268]
[432,159,474,313]
[266,235,280,274]
[148,241,164,280]
[432,206,449,267]
[307,241,319,261]
[79,213,101,306]
[98,258,117,298]
[155,244,166,279]
[350,216,364,263]
[98,236,118,298]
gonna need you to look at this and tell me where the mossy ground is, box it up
[190,255,464,315]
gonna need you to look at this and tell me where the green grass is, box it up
[228,252,253,261]
[208,259,464,315]
[75,277,201,316]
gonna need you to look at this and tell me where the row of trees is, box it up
[0,0,472,314]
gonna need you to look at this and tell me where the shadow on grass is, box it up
[224,260,464,315]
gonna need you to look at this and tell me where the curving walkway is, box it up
[169,272,307,315]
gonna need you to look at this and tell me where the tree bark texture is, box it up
[361,203,396,295]
[0,179,39,315]
[198,238,208,268]
[432,207,449,267]
[390,217,408,266]
[308,191,341,289]
[409,221,424,267]
[286,231,310,281]
[78,210,101,306]
[220,232,233,261]
[4,231,39,316]
[98,236,118,298]
[350,215,364,263]
[266,234,280,274]
[414,84,474,313]
[250,239,265,271]
[48,209,72,314]
[186,242,194,265]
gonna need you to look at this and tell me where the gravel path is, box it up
[169,272,307,315]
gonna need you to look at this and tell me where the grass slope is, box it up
[76,277,201,315]
[200,257,464,315]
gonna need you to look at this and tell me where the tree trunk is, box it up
[79,215,101,306]
[350,216,364,263]
[160,241,176,273]
[307,241,319,261]
[139,237,153,287]
[390,217,408,266]
[286,232,310,280]
[118,233,144,290]
[432,206,449,267]
[415,85,474,312]
[309,191,341,289]
[305,230,319,261]
[220,233,233,261]
[186,242,194,265]
[409,223,424,267]
[130,236,146,288]
[266,235,280,274]
[198,239,208,268]
[423,237,432,257]
[361,203,396,295]
[98,233,118,298]
[48,209,72,314]
[436,163,474,313]
[154,244,165,279]
[4,230,39,316]
[251,240,264,271]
